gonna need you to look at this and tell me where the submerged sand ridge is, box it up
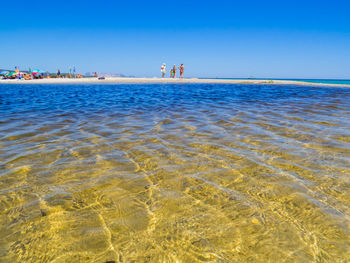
[1,77,350,87]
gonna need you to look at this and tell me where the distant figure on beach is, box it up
[161,63,166,78]
[170,69,173,78]
[57,69,61,78]
[94,72,98,78]
[179,64,184,79]
[15,66,20,79]
[172,65,177,78]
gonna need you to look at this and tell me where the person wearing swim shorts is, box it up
[161,63,166,78]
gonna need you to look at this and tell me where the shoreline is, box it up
[1,77,350,87]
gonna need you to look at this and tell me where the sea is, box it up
[203,78,350,86]
[294,79,350,85]
[0,83,349,262]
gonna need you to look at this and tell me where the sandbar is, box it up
[1,77,349,87]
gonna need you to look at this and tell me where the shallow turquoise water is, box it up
[299,79,350,85]
[0,83,349,262]
[204,78,350,85]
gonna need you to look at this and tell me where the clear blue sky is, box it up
[1,0,350,78]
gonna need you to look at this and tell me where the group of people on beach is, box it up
[0,65,86,80]
[161,64,184,79]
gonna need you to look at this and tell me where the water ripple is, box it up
[0,83,350,262]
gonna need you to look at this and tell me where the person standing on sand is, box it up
[161,63,166,78]
[15,66,20,79]
[172,65,177,78]
[179,64,184,79]
[57,69,61,78]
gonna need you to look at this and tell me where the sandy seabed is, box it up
[1,83,350,262]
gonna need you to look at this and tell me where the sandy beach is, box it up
[1,77,350,87]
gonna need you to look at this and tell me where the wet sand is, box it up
[1,77,350,87]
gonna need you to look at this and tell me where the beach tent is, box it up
[3,71,18,79]
[6,71,17,77]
